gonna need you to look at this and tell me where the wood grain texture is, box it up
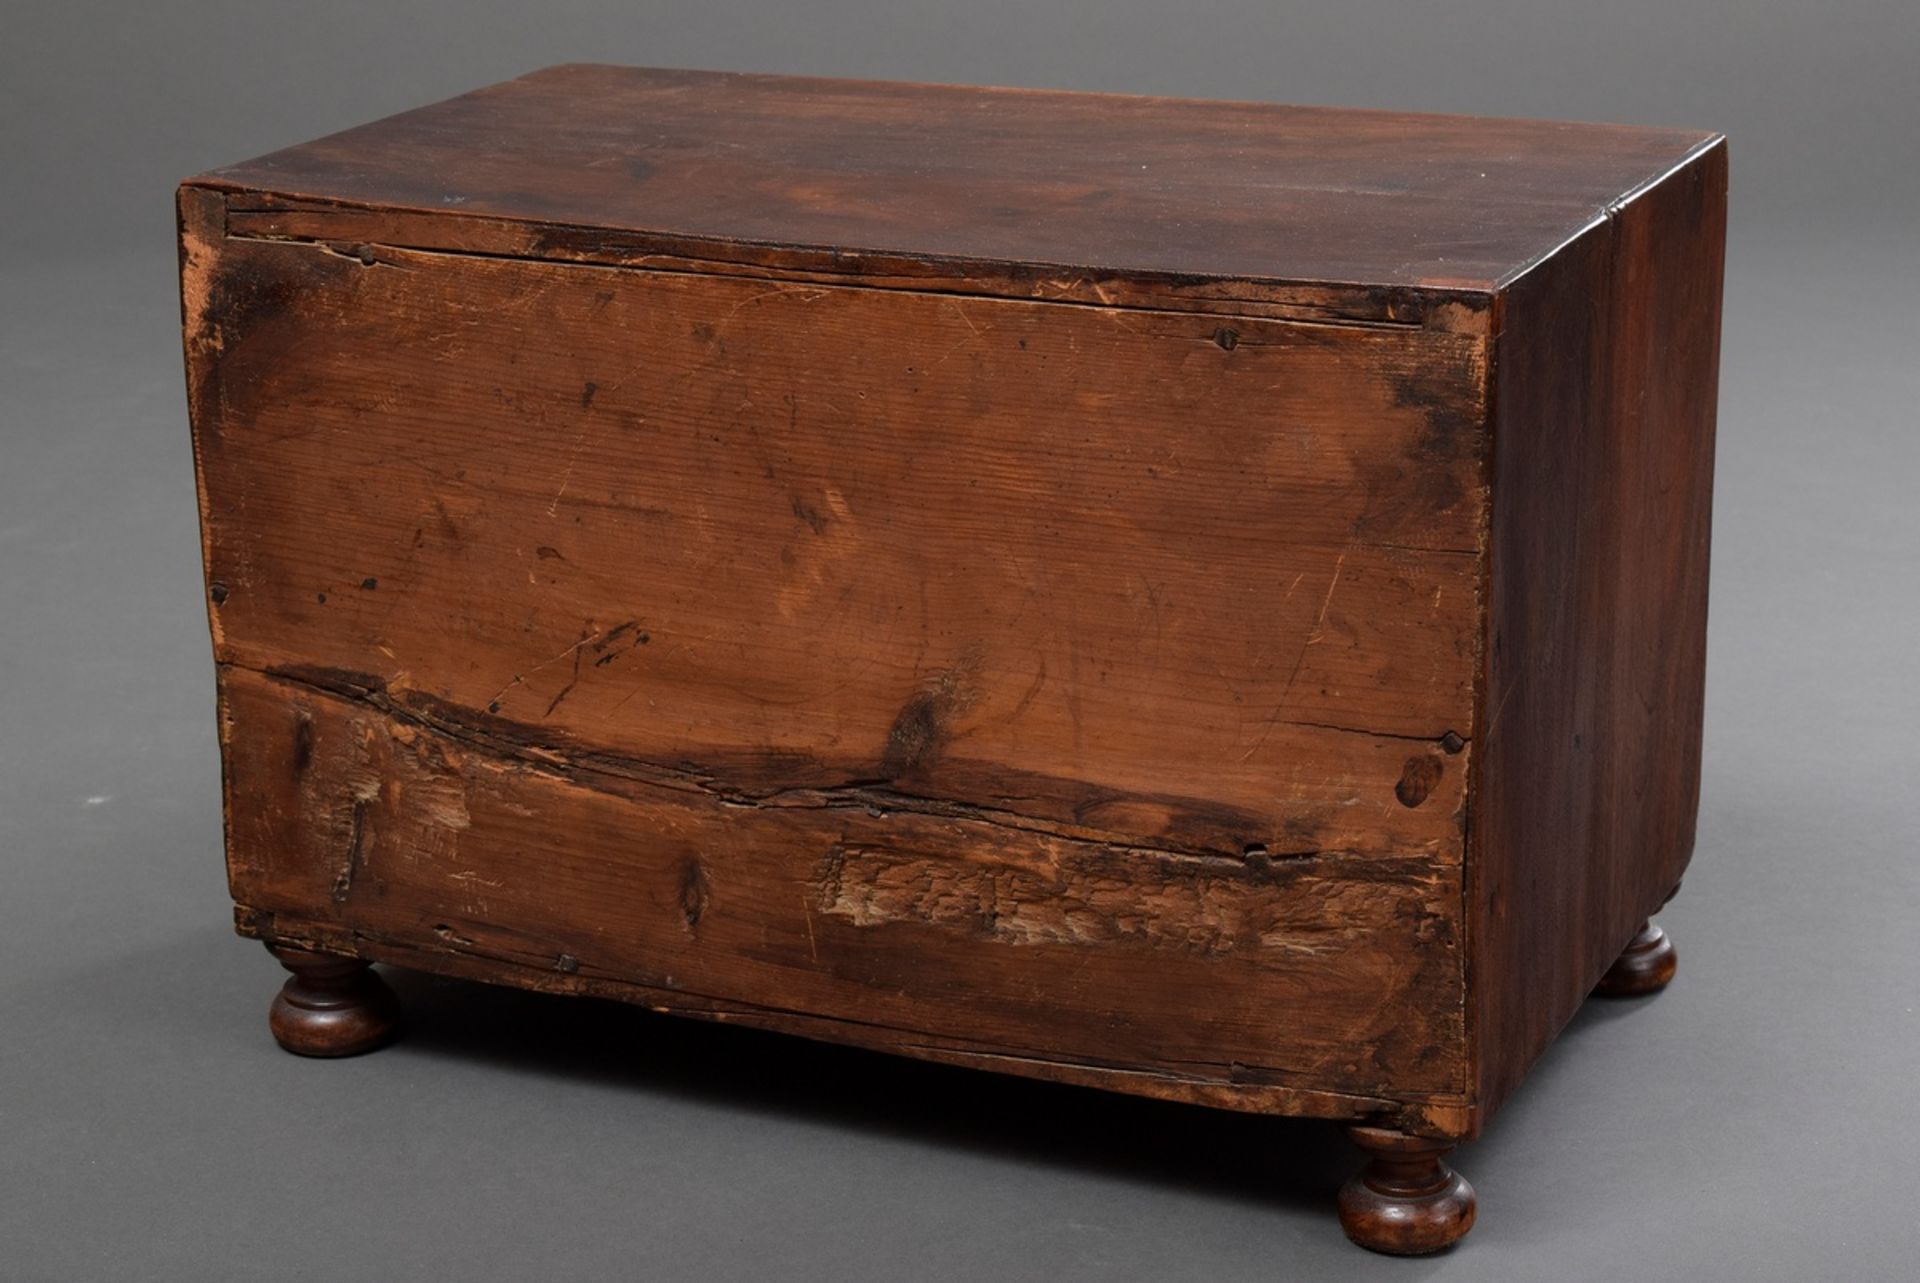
[221,663,1468,1129]
[183,194,1486,865]
[1469,139,1725,1123]
[180,166,1487,1130]
[189,64,1717,322]
[178,68,1726,1153]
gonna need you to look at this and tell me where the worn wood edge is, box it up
[184,180,1495,333]
[1451,201,1506,1145]
[177,184,223,649]
[179,64,1723,332]
[180,184,243,912]
[234,904,1471,1135]
[529,62,1716,149]
[1460,238,1583,1142]
[1461,136,1726,1138]
[1489,133,1729,300]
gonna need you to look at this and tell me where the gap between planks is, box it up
[219,227,1463,335]
[234,657,1467,869]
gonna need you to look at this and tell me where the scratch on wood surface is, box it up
[548,426,590,516]
[930,331,983,369]
[1482,675,1520,743]
[1241,550,1349,763]
[1309,550,1349,645]
[544,645,586,717]
[716,285,829,329]
[496,276,560,314]
[485,623,614,711]
[930,299,995,368]
[944,297,983,338]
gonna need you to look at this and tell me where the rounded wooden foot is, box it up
[1593,918,1677,997]
[267,944,400,1057]
[1338,1126,1476,1255]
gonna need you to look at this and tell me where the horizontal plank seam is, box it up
[215,222,1464,334]
[229,657,1464,867]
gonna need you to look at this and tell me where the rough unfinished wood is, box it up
[222,661,1468,1127]
[182,194,1487,866]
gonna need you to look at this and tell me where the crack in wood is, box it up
[331,797,368,902]
[219,224,1448,333]
[239,658,1454,868]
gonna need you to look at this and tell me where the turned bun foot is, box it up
[1337,1125,1476,1255]
[266,943,401,1057]
[1593,918,1677,997]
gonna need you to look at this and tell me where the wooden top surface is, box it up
[192,63,1719,297]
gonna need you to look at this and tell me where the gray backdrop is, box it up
[3,3,1916,1279]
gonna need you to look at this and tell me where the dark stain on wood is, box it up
[880,692,946,776]
[790,493,829,535]
[331,797,368,903]
[678,858,710,929]
[291,711,314,773]
[1395,755,1444,809]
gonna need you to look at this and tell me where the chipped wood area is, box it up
[237,899,1469,1136]
[184,176,1483,1125]
[222,663,1468,1117]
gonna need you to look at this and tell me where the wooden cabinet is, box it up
[179,65,1724,1253]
